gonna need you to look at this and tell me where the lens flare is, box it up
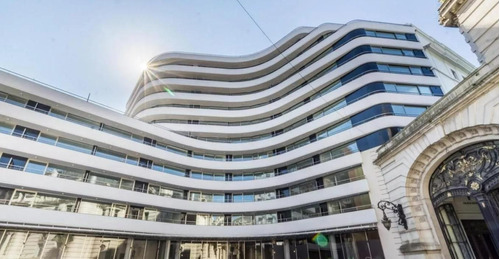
[312,233,328,247]
[163,87,175,96]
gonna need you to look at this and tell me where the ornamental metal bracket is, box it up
[377,200,408,230]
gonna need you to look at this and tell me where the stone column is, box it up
[174,242,181,259]
[283,240,291,259]
[123,238,134,259]
[328,235,339,259]
[473,192,499,253]
[162,240,171,259]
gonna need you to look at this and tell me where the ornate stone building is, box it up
[374,0,499,258]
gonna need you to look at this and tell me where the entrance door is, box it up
[462,220,498,259]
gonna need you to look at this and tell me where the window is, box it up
[25,100,51,114]
[375,31,395,39]
[45,164,85,181]
[395,33,406,40]
[94,147,126,162]
[5,95,26,107]
[66,114,100,129]
[404,106,426,116]
[78,200,112,216]
[0,121,13,134]
[0,153,27,171]
[56,137,93,154]
[451,69,459,80]
[10,190,36,206]
[32,193,76,212]
[24,161,47,175]
[37,134,57,145]
[138,158,153,169]
[389,65,411,74]
[402,49,415,56]
[12,125,40,140]
[418,86,433,95]
[409,67,423,75]
[191,171,202,179]
[87,172,121,188]
[381,48,402,55]
[396,85,419,94]
[102,125,134,139]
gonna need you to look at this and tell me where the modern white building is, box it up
[0,20,474,259]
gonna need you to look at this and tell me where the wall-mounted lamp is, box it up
[377,200,408,230]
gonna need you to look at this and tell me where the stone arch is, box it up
[402,124,498,256]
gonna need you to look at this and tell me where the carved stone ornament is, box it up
[430,141,499,206]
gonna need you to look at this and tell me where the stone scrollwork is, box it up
[430,141,499,205]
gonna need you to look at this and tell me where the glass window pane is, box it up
[66,114,100,129]
[45,164,85,181]
[410,67,423,75]
[233,194,243,203]
[213,194,224,203]
[376,31,395,39]
[377,64,389,71]
[119,179,134,190]
[40,233,68,259]
[56,137,93,154]
[382,48,402,55]
[78,200,112,216]
[371,46,382,53]
[392,104,405,115]
[389,66,410,74]
[10,155,28,171]
[32,193,76,212]
[88,172,121,188]
[384,83,397,92]
[102,125,132,139]
[48,109,67,119]
[0,231,27,258]
[190,192,201,201]
[395,33,406,40]
[25,161,47,175]
[404,106,426,116]
[163,166,184,177]
[6,95,26,107]
[191,171,202,179]
[0,121,13,135]
[10,191,36,206]
[125,156,138,165]
[418,86,432,95]
[37,133,57,145]
[95,147,126,162]
[396,85,419,94]
[243,194,254,202]
[402,49,414,56]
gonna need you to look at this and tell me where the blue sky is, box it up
[0,0,478,112]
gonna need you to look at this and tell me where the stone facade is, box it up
[373,1,499,257]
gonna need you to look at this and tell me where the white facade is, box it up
[0,20,474,259]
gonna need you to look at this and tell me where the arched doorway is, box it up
[429,141,498,259]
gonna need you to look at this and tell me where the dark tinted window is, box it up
[331,29,366,50]
[0,153,27,171]
[405,33,418,42]
[341,62,379,84]
[414,49,426,58]
[336,45,372,66]
[422,67,434,76]
[430,86,444,96]
[345,82,385,104]
[356,129,390,151]
[350,104,393,126]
